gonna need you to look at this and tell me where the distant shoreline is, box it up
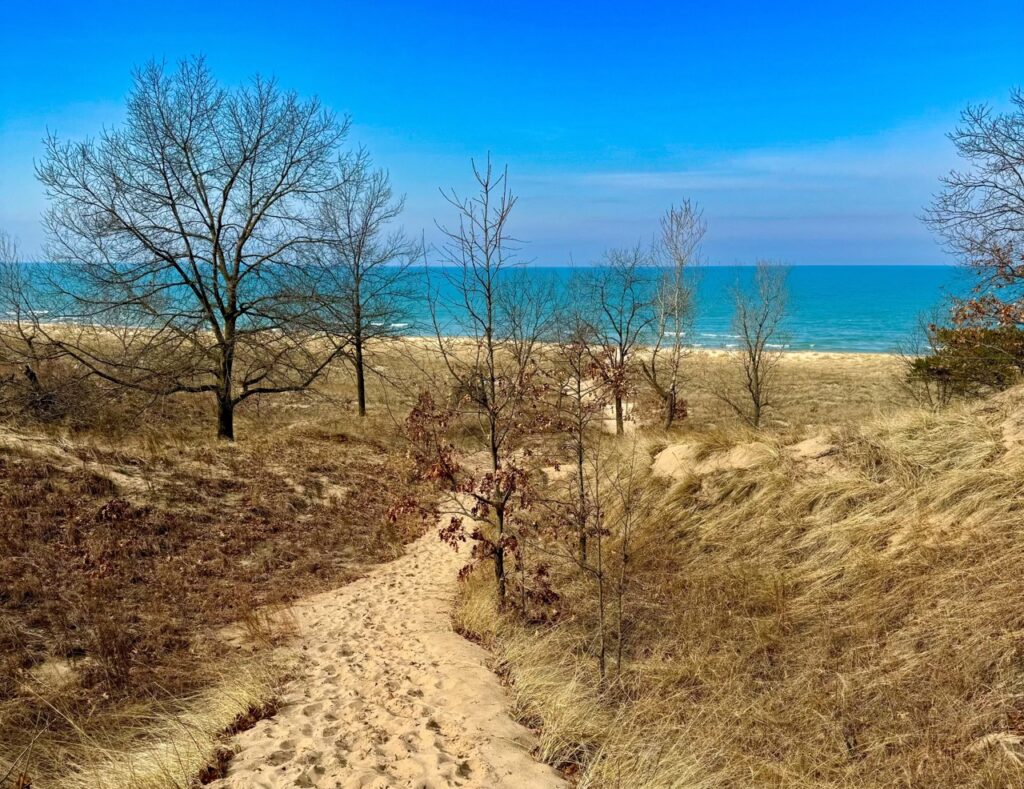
[403,334,901,359]
[7,320,903,358]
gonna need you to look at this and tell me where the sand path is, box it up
[209,527,565,789]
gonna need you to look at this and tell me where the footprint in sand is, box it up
[207,524,565,789]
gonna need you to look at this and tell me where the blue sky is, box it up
[1,1,1022,263]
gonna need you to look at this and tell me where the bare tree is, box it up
[0,232,96,422]
[26,57,352,439]
[640,201,703,429]
[0,231,31,368]
[588,443,609,678]
[0,232,14,269]
[316,151,418,416]
[585,246,654,435]
[609,437,645,676]
[423,157,551,603]
[0,231,32,370]
[720,262,789,428]
[925,89,1024,327]
[545,306,606,564]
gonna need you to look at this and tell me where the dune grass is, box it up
[43,661,279,789]
[456,383,1024,787]
[0,344,918,787]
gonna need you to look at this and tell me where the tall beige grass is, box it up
[457,388,1024,787]
[1,659,279,789]
[60,661,279,789]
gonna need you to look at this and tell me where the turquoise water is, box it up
[684,265,967,352]
[417,265,969,353]
[21,263,970,354]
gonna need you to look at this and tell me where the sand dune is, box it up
[209,526,565,789]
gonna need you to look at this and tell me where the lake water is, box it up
[21,263,970,354]
[414,265,969,353]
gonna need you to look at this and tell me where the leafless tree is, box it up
[545,306,606,564]
[609,437,645,676]
[426,157,551,603]
[0,231,92,421]
[585,246,654,435]
[25,57,353,439]
[0,230,30,365]
[0,232,51,375]
[0,231,32,369]
[924,89,1024,325]
[0,232,14,269]
[316,151,418,416]
[720,262,789,428]
[640,201,703,429]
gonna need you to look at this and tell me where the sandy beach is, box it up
[208,523,565,789]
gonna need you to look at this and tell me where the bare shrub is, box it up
[640,201,703,429]
[718,261,789,428]
[417,157,552,604]
[583,247,654,435]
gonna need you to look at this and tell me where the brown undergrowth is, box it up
[0,391,427,787]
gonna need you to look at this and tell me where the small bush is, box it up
[907,325,1024,404]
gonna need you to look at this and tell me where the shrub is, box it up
[907,325,1024,403]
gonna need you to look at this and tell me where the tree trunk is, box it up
[494,505,506,603]
[665,388,676,430]
[519,541,527,615]
[596,542,606,679]
[616,575,625,675]
[217,395,235,441]
[489,407,506,603]
[219,324,236,440]
[354,333,366,417]
[23,365,41,392]
[614,394,624,436]
[576,444,587,564]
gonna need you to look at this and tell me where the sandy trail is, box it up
[209,527,565,789]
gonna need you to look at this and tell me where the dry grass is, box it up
[0,342,933,787]
[53,662,279,789]
[0,363,429,788]
[668,350,906,434]
[457,366,1024,787]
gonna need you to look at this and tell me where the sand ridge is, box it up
[209,526,566,789]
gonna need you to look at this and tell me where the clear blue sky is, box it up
[1,0,1022,263]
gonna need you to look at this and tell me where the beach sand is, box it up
[208,523,565,789]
